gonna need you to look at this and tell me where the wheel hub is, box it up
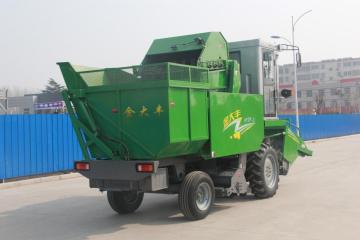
[196,182,211,211]
[264,156,277,188]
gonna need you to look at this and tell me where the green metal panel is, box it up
[59,61,214,160]
[264,119,312,163]
[283,127,301,163]
[199,32,228,62]
[145,32,210,55]
[209,92,264,158]
[143,32,228,65]
[189,89,208,141]
[169,88,189,142]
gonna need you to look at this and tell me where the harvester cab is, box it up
[58,31,312,221]
[229,39,281,118]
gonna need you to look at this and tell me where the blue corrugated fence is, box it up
[280,114,360,140]
[0,114,82,180]
[1,114,360,180]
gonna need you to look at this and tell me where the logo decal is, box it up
[223,109,255,140]
[154,104,164,116]
[124,107,135,118]
[139,106,149,117]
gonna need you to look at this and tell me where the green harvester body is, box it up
[58,32,311,164]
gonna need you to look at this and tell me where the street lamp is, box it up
[271,10,312,136]
[270,35,292,45]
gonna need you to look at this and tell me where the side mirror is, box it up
[281,89,292,98]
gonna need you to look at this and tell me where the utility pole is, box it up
[291,10,312,135]
[0,88,8,114]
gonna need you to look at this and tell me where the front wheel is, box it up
[178,171,215,220]
[246,144,279,198]
[107,191,144,214]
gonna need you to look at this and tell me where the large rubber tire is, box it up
[107,191,144,214]
[246,144,280,199]
[178,171,215,220]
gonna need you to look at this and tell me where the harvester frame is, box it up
[59,32,312,220]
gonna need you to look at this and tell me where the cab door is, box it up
[262,51,277,117]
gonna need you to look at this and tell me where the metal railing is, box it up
[76,63,209,86]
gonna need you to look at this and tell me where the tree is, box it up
[42,78,65,94]
[314,93,325,114]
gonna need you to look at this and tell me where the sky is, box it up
[1,0,359,93]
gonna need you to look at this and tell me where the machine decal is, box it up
[154,104,164,115]
[124,107,135,118]
[223,109,255,140]
[139,106,149,117]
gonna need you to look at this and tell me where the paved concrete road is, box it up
[1,135,360,240]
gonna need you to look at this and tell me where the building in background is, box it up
[0,92,65,114]
[279,57,360,114]
[7,95,37,114]
[25,93,65,114]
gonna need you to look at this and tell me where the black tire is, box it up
[178,171,215,220]
[280,160,290,176]
[107,191,144,214]
[246,144,279,199]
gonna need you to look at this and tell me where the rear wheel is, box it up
[246,144,279,198]
[107,191,144,214]
[178,171,215,220]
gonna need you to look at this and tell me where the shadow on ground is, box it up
[0,193,255,240]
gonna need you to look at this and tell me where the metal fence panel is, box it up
[280,114,360,140]
[0,114,82,180]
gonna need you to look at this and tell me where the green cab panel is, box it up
[209,92,264,158]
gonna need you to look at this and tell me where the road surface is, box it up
[1,135,360,240]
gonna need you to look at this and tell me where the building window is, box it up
[331,88,337,95]
[344,71,352,76]
[319,89,325,97]
[298,102,302,109]
[311,65,319,70]
[23,108,30,114]
[285,68,289,74]
[312,73,320,79]
[331,100,337,108]
[306,90,312,97]
[286,102,292,110]
[307,102,312,109]
[344,87,351,95]
[352,70,360,76]
[297,90,302,98]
